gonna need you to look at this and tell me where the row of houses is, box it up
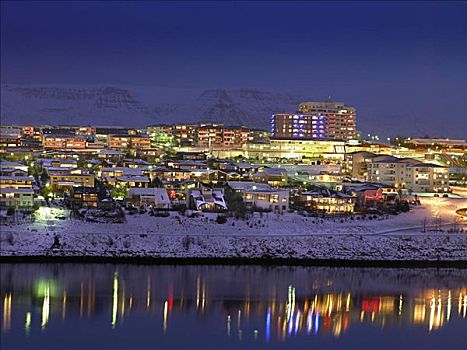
[1,149,409,215]
[2,143,443,215]
[125,180,401,215]
[126,182,289,213]
[1,123,264,152]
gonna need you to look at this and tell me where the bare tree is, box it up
[422,217,428,233]
[451,217,461,233]
[432,216,442,232]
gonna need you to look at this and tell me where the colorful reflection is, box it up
[1,265,466,344]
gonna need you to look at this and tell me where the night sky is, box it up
[1,1,466,137]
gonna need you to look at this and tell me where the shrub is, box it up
[51,234,61,249]
[153,210,170,217]
[7,233,15,246]
[216,215,227,224]
[172,204,187,216]
[182,236,194,251]
[224,187,247,219]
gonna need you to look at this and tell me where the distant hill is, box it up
[1,84,465,139]
[0,84,302,130]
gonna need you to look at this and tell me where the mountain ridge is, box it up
[1,84,465,139]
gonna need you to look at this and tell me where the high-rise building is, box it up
[271,99,357,141]
[298,100,356,140]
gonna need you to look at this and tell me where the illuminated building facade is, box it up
[43,135,87,150]
[107,135,151,150]
[0,128,21,148]
[245,139,346,161]
[251,167,288,187]
[347,152,450,193]
[69,187,98,208]
[271,114,327,139]
[221,126,251,146]
[406,138,467,148]
[0,188,34,208]
[195,124,224,147]
[271,100,357,141]
[48,169,95,189]
[0,175,35,189]
[228,181,289,212]
[172,124,196,146]
[299,191,356,214]
[346,143,392,155]
[298,100,357,140]
[366,156,449,193]
[191,124,251,147]
[148,123,253,148]
[404,163,450,193]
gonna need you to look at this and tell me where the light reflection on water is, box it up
[1,264,467,349]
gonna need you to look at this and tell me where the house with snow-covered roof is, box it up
[48,167,95,190]
[127,187,171,208]
[186,187,227,212]
[226,181,289,213]
[251,167,288,187]
[0,159,29,173]
[115,175,150,188]
[298,187,356,214]
[344,183,398,208]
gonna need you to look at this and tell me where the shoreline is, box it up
[2,227,466,266]
[2,254,467,268]
[2,198,466,267]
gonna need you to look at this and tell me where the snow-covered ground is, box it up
[1,197,466,261]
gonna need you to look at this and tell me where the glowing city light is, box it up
[163,300,168,333]
[314,312,319,334]
[25,312,31,335]
[265,308,271,342]
[41,286,50,330]
[111,272,118,329]
[3,293,12,332]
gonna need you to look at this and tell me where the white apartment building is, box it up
[0,188,34,208]
[366,156,449,193]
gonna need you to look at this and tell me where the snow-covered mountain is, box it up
[0,84,302,130]
[1,84,465,139]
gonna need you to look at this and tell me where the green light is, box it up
[34,279,60,298]
[41,287,50,330]
[25,312,31,335]
[112,272,118,329]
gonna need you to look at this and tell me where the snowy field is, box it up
[1,197,466,261]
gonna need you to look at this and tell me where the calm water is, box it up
[1,264,466,350]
